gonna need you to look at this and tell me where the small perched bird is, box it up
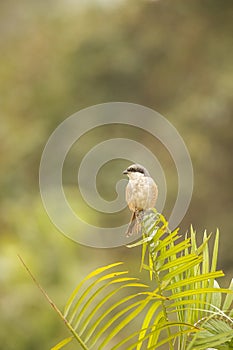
[123,164,158,236]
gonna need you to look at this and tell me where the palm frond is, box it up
[63,262,153,349]
[20,210,233,350]
[187,313,233,349]
[126,210,233,349]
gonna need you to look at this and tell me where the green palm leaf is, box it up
[50,336,73,350]
[64,262,123,317]
[136,300,161,350]
[78,280,145,336]
[20,211,233,350]
[126,212,233,350]
[69,271,131,326]
[84,293,145,344]
[223,279,233,313]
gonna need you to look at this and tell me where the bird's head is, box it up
[123,164,150,180]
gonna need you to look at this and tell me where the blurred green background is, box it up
[1,0,233,349]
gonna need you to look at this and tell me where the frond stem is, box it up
[18,255,89,350]
[149,242,174,350]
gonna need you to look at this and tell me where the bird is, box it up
[123,163,158,236]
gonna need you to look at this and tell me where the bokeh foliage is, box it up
[0,0,233,349]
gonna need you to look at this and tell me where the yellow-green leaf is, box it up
[50,336,73,350]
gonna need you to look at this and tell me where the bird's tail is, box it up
[126,211,143,237]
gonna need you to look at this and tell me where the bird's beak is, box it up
[123,169,128,175]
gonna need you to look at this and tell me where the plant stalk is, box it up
[18,255,89,350]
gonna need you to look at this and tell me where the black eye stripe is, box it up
[128,168,136,172]
[128,167,144,174]
[137,169,145,174]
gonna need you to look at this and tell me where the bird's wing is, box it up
[125,181,134,207]
[147,177,158,208]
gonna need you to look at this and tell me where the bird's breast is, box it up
[126,177,158,211]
